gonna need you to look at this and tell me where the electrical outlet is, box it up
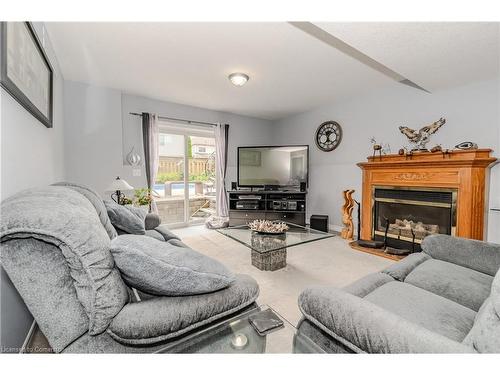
[132,168,141,177]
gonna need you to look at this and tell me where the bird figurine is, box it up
[399,117,446,151]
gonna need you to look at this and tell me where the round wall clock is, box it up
[315,121,342,152]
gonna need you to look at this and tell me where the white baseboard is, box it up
[329,224,343,233]
[19,319,36,354]
[329,224,358,237]
[166,221,205,229]
[306,222,352,235]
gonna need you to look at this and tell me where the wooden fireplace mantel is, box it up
[357,149,497,241]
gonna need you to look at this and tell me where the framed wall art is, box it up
[0,22,53,128]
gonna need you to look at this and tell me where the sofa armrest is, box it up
[381,252,431,281]
[342,272,395,297]
[107,274,259,346]
[299,286,475,353]
[422,234,500,276]
[145,213,161,230]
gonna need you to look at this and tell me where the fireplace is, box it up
[372,187,457,251]
[357,149,496,258]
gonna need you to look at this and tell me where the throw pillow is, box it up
[104,200,148,235]
[110,235,235,296]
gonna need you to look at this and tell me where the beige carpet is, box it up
[173,226,394,326]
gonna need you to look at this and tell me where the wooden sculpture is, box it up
[341,189,355,240]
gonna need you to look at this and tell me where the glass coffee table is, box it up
[155,305,325,353]
[217,223,334,271]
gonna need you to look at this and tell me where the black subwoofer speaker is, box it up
[310,215,329,233]
[300,182,307,192]
[231,181,237,190]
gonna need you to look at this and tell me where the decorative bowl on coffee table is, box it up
[217,222,334,271]
[248,220,289,235]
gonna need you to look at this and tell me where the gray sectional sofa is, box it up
[0,184,259,353]
[297,234,500,353]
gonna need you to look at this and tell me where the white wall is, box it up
[1,23,65,199]
[62,86,273,197]
[63,81,124,196]
[0,22,65,351]
[272,79,500,241]
[489,77,500,243]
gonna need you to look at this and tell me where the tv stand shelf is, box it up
[228,190,306,226]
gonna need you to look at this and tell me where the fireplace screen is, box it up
[373,187,457,250]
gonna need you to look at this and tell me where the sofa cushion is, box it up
[104,200,148,235]
[110,234,235,296]
[462,270,500,352]
[364,281,476,342]
[52,182,118,239]
[405,259,493,311]
[0,186,128,335]
[107,274,259,345]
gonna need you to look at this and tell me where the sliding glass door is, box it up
[188,135,216,223]
[154,122,216,226]
[155,132,186,225]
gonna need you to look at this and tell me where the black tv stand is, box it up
[228,190,306,226]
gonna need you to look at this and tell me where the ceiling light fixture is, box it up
[228,72,249,87]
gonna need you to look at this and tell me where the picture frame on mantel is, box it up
[0,22,53,128]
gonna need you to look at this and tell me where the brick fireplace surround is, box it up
[358,149,497,243]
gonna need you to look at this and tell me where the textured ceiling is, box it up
[45,22,499,120]
[316,22,500,92]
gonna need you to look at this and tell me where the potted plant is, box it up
[133,188,153,212]
[120,196,133,206]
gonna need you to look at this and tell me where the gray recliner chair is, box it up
[0,184,259,353]
[296,235,500,353]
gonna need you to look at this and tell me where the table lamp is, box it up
[106,176,134,205]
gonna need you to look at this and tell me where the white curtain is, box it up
[214,123,229,217]
[141,113,159,213]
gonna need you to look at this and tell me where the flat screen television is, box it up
[237,145,309,188]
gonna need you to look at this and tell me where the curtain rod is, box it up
[129,112,218,127]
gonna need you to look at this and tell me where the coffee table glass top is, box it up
[217,222,334,253]
[155,305,325,354]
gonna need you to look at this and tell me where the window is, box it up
[159,134,168,146]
